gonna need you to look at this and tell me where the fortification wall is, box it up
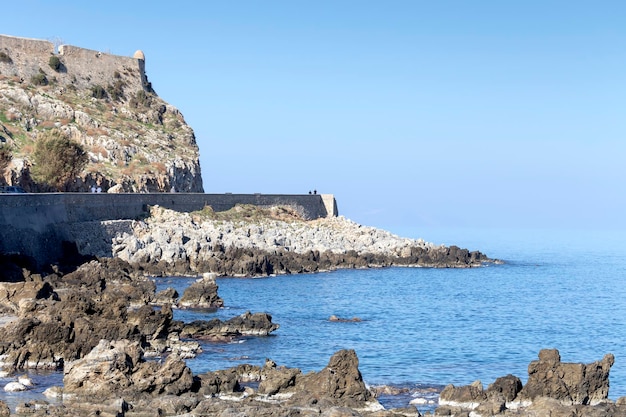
[0,34,147,91]
[0,193,337,267]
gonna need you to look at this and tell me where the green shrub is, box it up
[106,79,125,101]
[129,89,152,108]
[91,85,107,99]
[30,129,87,191]
[0,51,12,64]
[31,73,48,86]
[0,147,12,174]
[48,55,62,71]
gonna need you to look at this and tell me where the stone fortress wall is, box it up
[0,34,148,91]
[0,192,338,267]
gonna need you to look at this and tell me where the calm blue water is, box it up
[3,227,625,412]
[157,227,626,403]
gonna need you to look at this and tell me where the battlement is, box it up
[0,34,148,92]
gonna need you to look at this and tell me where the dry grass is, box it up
[86,127,108,137]
[191,204,304,223]
[151,161,167,174]
[91,145,109,158]
[38,120,57,129]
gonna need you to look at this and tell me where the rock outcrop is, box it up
[178,311,279,341]
[178,272,224,309]
[39,342,383,417]
[516,348,614,406]
[63,339,194,399]
[0,258,275,370]
[113,205,492,277]
[436,349,623,416]
[0,34,203,192]
[289,349,374,408]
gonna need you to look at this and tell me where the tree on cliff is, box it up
[31,129,87,191]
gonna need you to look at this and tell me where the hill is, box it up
[0,34,203,192]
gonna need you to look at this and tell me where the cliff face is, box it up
[0,34,203,193]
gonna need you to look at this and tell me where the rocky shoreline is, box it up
[0,206,625,416]
[111,205,493,277]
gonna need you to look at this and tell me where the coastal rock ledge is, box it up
[111,205,495,277]
[437,348,625,416]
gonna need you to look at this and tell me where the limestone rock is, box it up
[257,366,301,395]
[4,381,28,392]
[517,348,614,405]
[179,273,224,309]
[0,34,203,193]
[435,349,618,416]
[0,259,169,369]
[439,380,486,409]
[291,349,374,408]
[113,207,492,278]
[194,368,242,396]
[154,286,179,305]
[486,374,523,402]
[63,339,194,399]
[0,401,8,417]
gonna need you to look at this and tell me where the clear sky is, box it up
[4,1,626,234]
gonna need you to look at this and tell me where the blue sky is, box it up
[4,1,626,234]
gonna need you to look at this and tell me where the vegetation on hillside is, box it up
[30,129,88,191]
[0,147,11,183]
[0,68,201,192]
[191,204,305,223]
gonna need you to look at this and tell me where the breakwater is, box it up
[0,192,337,267]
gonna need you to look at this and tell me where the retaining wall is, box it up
[0,193,337,268]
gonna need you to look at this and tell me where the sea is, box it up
[2,227,625,413]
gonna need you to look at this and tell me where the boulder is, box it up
[435,350,618,416]
[63,339,194,399]
[257,366,301,395]
[4,381,28,392]
[290,349,374,408]
[486,374,523,402]
[0,280,57,314]
[154,286,179,304]
[439,380,486,409]
[179,273,224,309]
[517,348,614,405]
[194,368,242,396]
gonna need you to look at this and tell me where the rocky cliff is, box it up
[0,34,203,192]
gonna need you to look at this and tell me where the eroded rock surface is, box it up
[178,272,224,309]
[0,258,271,370]
[63,339,194,399]
[178,311,279,341]
[435,349,625,417]
[516,348,614,406]
[113,206,492,277]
